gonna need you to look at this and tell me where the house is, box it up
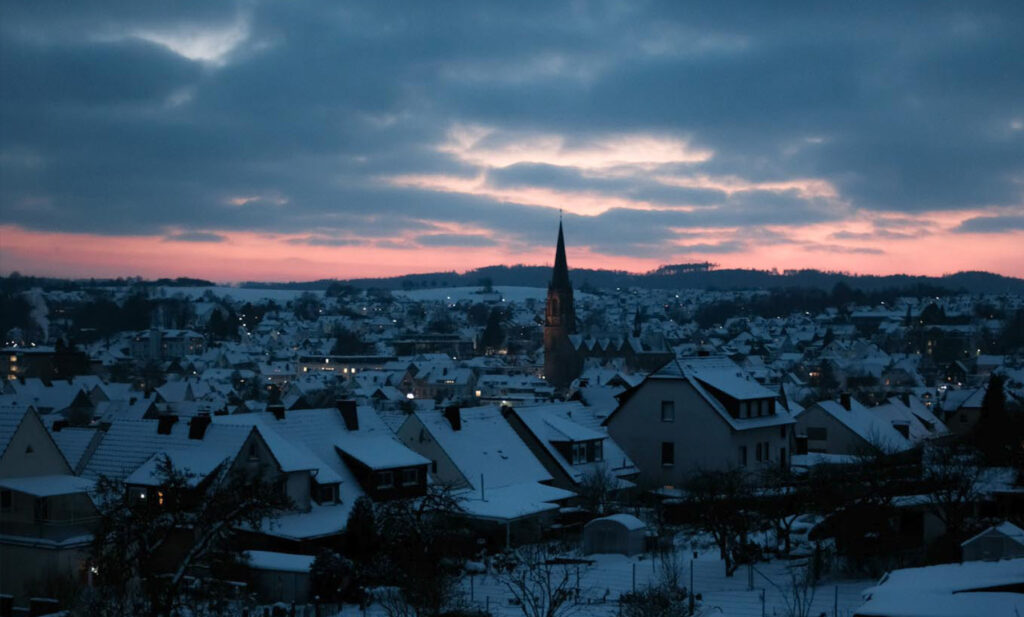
[602,356,795,487]
[961,521,1024,562]
[130,329,205,364]
[503,401,638,494]
[794,394,910,456]
[0,407,98,605]
[397,405,575,544]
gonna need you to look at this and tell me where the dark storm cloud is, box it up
[953,215,1024,233]
[1,0,1022,252]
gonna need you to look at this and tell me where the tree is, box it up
[332,328,367,355]
[495,544,586,617]
[365,486,470,616]
[923,445,988,561]
[758,466,812,556]
[480,308,506,352]
[79,455,289,617]
[975,373,1012,464]
[310,550,354,604]
[344,496,381,566]
[576,464,618,515]
[684,469,759,577]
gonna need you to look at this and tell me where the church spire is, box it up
[550,220,571,290]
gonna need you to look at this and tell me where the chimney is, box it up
[697,348,711,357]
[268,404,285,420]
[157,414,178,435]
[52,419,69,432]
[188,413,211,440]
[839,392,851,411]
[444,405,461,431]
[337,400,359,431]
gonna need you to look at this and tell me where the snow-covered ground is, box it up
[331,545,873,617]
[155,286,325,303]
[392,286,550,304]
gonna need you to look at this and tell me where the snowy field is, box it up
[392,286,548,303]
[154,286,325,303]
[326,546,873,617]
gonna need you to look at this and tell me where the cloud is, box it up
[953,215,1024,233]
[163,231,227,243]
[415,233,497,247]
[1,0,1022,274]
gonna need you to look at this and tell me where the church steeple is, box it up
[550,220,571,291]
[544,219,580,390]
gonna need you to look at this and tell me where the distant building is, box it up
[130,329,204,364]
[542,222,672,391]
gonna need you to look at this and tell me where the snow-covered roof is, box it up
[48,426,99,471]
[413,405,552,490]
[336,435,430,470]
[588,513,647,531]
[804,399,910,452]
[244,550,315,573]
[962,521,1024,547]
[0,474,94,497]
[82,419,252,481]
[455,482,575,522]
[857,558,1024,617]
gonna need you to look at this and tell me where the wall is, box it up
[0,413,71,478]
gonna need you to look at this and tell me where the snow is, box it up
[244,550,315,573]
[414,405,553,491]
[336,435,430,470]
[392,286,552,304]
[455,482,575,522]
[0,474,94,497]
[590,513,647,531]
[157,286,324,303]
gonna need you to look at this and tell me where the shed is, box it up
[244,550,315,603]
[961,522,1024,562]
[583,514,647,556]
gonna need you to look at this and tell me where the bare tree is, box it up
[779,566,817,617]
[576,464,619,515]
[923,445,988,542]
[684,468,759,577]
[495,544,587,617]
[80,455,288,617]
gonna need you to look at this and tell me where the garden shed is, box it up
[961,521,1024,562]
[583,514,647,556]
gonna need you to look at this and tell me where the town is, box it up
[1,226,1022,617]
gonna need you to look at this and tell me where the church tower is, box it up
[544,221,580,389]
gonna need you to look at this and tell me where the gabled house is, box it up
[397,405,575,540]
[503,402,638,494]
[603,356,795,487]
[0,407,98,604]
[794,394,910,456]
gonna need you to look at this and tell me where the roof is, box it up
[336,435,430,470]
[857,558,1024,617]
[0,406,28,459]
[805,399,910,452]
[962,521,1024,547]
[48,426,100,470]
[511,402,637,484]
[413,405,552,491]
[82,419,252,481]
[0,474,94,497]
[244,550,315,573]
[455,482,575,522]
[587,513,647,531]
[605,356,794,432]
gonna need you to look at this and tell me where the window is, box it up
[756,442,762,462]
[376,471,394,489]
[661,442,674,467]
[660,401,675,422]
[0,489,11,511]
[593,440,604,462]
[762,442,771,462]
[402,468,419,486]
[738,402,747,418]
[780,425,787,439]
[807,427,828,440]
[431,460,438,474]
[572,442,585,464]
[739,446,747,467]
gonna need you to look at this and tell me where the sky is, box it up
[1,1,1023,282]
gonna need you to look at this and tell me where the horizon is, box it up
[2,3,1023,281]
